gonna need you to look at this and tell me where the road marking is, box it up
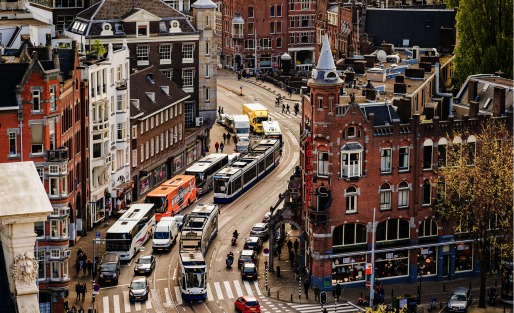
[233,280,244,297]
[113,294,120,313]
[103,296,110,313]
[214,281,224,300]
[172,267,177,280]
[174,286,182,305]
[164,287,172,306]
[253,281,262,295]
[123,291,131,312]
[134,301,141,311]
[145,296,152,309]
[207,283,214,301]
[278,151,299,179]
[223,280,234,299]
[243,281,253,295]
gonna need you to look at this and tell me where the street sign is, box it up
[263,248,269,256]
[365,263,372,275]
[96,232,100,239]
[366,281,371,288]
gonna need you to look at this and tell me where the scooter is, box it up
[489,287,497,306]
[428,297,437,312]
[231,236,237,246]
[226,254,234,268]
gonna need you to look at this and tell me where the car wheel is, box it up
[234,305,239,312]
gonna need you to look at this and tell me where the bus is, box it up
[106,204,155,260]
[179,203,219,255]
[179,251,207,301]
[144,175,197,221]
[262,120,283,146]
[184,154,229,196]
[213,139,281,203]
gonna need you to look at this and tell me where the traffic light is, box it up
[320,291,327,305]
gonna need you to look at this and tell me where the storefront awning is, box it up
[114,181,134,196]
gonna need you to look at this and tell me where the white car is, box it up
[250,223,269,240]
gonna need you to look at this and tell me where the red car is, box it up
[234,295,261,313]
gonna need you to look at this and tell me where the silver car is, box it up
[129,277,150,302]
[250,223,269,239]
[447,287,471,312]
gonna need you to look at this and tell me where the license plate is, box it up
[105,280,111,282]
[135,296,141,299]
[139,270,145,273]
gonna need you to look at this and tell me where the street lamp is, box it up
[417,263,425,304]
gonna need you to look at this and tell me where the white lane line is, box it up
[253,281,262,295]
[174,286,183,305]
[145,295,152,309]
[278,152,299,179]
[103,296,110,313]
[113,294,121,313]
[164,288,172,306]
[224,281,234,299]
[123,291,131,313]
[134,301,141,311]
[214,281,224,300]
[207,283,214,301]
[233,280,244,297]
[172,268,177,281]
[243,280,253,295]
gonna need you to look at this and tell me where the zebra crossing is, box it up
[268,111,301,120]
[288,302,364,313]
[100,291,154,313]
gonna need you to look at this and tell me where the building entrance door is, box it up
[443,254,450,277]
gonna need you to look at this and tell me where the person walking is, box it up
[276,244,282,260]
[281,103,285,113]
[293,239,299,254]
[75,282,82,301]
[81,282,87,302]
[86,259,93,276]
[214,141,220,153]
[75,259,81,277]
[314,285,321,301]
[286,239,293,253]
[78,307,85,313]
[335,283,342,301]
[303,280,310,299]
[222,133,227,143]
[220,142,225,153]
[82,259,87,276]
[287,86,292,98]
[286,104,290,114]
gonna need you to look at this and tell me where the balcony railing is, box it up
[308,207,329,225]
[45,148,69,162]
[116,79,127,90]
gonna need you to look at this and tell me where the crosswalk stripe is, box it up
[113,294,121,313]
[253,281,262,295]
[174,286,182,305]
[134,301,141,311]
[289,303,364,313]
[164,287,172,306]
[214,281,224,300]
[233,280,244,297]
[103,296,110,313]
[123,291,131,313]
[243,281,253,295]
[223,281,234,299]
[145,296,152,309]
[207,283,214,301]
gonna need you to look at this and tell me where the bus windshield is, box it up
[184,269,205,288]
[144,196,166,213]
[154,232,170,239]
[185,171,203,187]
[106,233,131,252]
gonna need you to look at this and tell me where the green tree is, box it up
[448,0,513,86]
[434,120,513,308]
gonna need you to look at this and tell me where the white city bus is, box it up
[184,153,229,195]
[106,204,156,260]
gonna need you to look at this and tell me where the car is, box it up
[447,287,471,312]
[234,295,261,313]
[134,255,156,275]
[129,277,150,302]
[262,212,271,223]
[244,237,263,252]
[238,249,258,269]
[97,253,120,285]
[241,262,258,280]
[173,214,185,230]
[250,223,269,240]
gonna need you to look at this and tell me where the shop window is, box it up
[375,250,409,278]
[417,248,437,275]
[331,254,367,284]
[376,219,410,242]
[455,243,473,272]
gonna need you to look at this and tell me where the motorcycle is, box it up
[226,253,234,268]
[489,287,497,306]
[231,236,237,246]
[428,297,437,312]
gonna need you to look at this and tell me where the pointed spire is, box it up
[316,34,336,71]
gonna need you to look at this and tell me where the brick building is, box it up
[0,38,87,313]
[299,35,512,291]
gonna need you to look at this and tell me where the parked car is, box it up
[129,277,150,302]
[238,249,258,269]
[134,255,156,275]
[234,295,261,313]
[241,263,258,280]
[173,214,186,230]
[262,212,271,223]
[244,237,263,252]
[250,223,269,240]
[97,253,120,285]
[447,287,471,312]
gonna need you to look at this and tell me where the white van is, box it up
[152,217,178,252]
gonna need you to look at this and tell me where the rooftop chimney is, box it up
[492,86,506,117]
[468,100,479,118]
[467,80,478,102]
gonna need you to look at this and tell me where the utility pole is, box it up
[369,207,376,308]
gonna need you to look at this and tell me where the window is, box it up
[270,5,275,17]
[174,125,178,143]
[301,0,309,10]
[35,221,44,237]
[438,138,447,167]
[205,41,210,55]
[132,149,137,167]
[137,23,148,37]
[37,167,44,181]
[345,126,358,138]
[332,223,367,246]
[380,183,392,210]
[248,23,254,36]
[145,141,149,159]
[117,123,126,141]
[419,219,438,237]
[423,139,433,170]
[179,123,183,140]
[155,136,160,154]
[150,139,154,157]
[422,179,431,205]
[161,69,173,80]
[50,219,59,237]
[50,249,60,259]
[466,136,476,165]
[450,137,462,166]
[341,143,363,178]
[248,6,254,18]
[51,261,60,279]
[290,0,295,10]
[276,38,282,48]
[49,86,56,110]
[136,45,149,66]
[376,219,410,241]
[380,148,392,173]
[205,64,210,77]
[63,259,68,279]
[32,90,41,111]
[8,131,17,156]
[398,181,409,208]
[165,130,169,148]
[140,144,144,162]
[277,4,282,16]
[31,123,44,154]
[317,152,328,177]
[345,186,358,213]
[205,87,210,101]
[159,44,172,64]
[37,251,45,279]
[399,146,409,171]
[182,69,194,88]
[182,44,194,62]
[116,94,125,112]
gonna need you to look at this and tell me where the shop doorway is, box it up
[443,254,451,277]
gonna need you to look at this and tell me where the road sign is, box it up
[365,263,372,275]
[96,232,100,239]
[263,248,269,256]
[366,281,371,288]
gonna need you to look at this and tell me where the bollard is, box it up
[291,293,293,302]
[391,288,394,298]
[443,283,446,292]
[360,291,363,298]
[276,265,281,277]
[299,275,302,299]
[268,288,271,297]
[277,290,280,300]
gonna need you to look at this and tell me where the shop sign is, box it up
[305,137,313,204]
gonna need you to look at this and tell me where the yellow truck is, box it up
[242,103,268,134]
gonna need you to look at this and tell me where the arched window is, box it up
[466,135,476,165]
[450,136,463,166]
[376,219,410,242]
[318,151,329,177]
[379,183,392,211]
[398,181,409,208]
[419,219,438,237]
[345,186,358,213]
[436,178,445,203]
[332,223,367,246]
[423,139,433,169]
[438,138,447,167]
[422,179,431,205]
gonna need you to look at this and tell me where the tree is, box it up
[448,0,513,86]
[434,119,513,308]
[92,40,107,58]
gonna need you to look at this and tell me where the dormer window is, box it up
[137,22,149,37]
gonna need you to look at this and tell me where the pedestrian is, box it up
[287,86,292,98]
[303,280,310,299]
[286,239,293,253]
[220,142,224,153]
[82,259,87,276]
[86,259,93,276]
[289,251,295,263]
[214,141,220,153]
[75,282,82,301]
[78,307,85,313]
[286,104,290,114]
[218,106,221,115]
[75,259,80,276]
[323,308,328,313]
[221,107,224,114]
[69,305,77,313]
[294,239,299,254]
[81,282,87,301]
[282,103,285,113]
[314,285,321,301]
[335,283,342,301]
[223,133,227,143]
[276,244,282,260]
[76,248,83,258]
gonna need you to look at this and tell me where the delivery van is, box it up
[152,217,179,252]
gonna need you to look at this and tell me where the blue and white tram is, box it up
[179,251,207,301]
[213,139,281,203]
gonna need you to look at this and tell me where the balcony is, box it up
[308,207,329,225]
[45,148,69,162]
[116,79,127,90]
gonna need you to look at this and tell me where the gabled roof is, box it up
[79,0,185,21]
[455,75,513,114]
[0,63,29,108]
[360,102,400,126]
[130,66,190,118]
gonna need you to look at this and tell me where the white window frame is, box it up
[182,68,194,88]
[50,219,60,238]
[50,261,61,280]
[137,22,149,37]
[37,250,45,280]
[317,151,328,177]
[399,146,410,172]
[8,130,17,157]
[32,90,41,112]
[159,44,172,64]
[341,144,363,178]
[380,148,392,173]
[136,45,149,66]
[50,249,60,259]
[35,221,45,238]
[132,149,137,167]
[49,86,56,111]
[379,183,392,211]
[182,44,195,63]
[345,186,358,213]
[398,181,409,208]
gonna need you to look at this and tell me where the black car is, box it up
[241,262,258,280]
[238,250,258,269]
[244,237,263,252]
[129,277,150,302]
[97,253,120,285]
[134,255,156,275]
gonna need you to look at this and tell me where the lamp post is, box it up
[417,263,424,304]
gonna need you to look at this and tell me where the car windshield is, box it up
[245,301,259,306]
[252,227,264,232]
[154,232,170,239]
[137,258,152,264]
[243,266,255,273]
[100,263,117,271]
[130,281,146,289]
[241,255,252,260]
[451,294,467,301]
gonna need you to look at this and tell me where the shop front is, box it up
[88,190,107,228]
[173,152,184,175]
[186,145,198,167]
